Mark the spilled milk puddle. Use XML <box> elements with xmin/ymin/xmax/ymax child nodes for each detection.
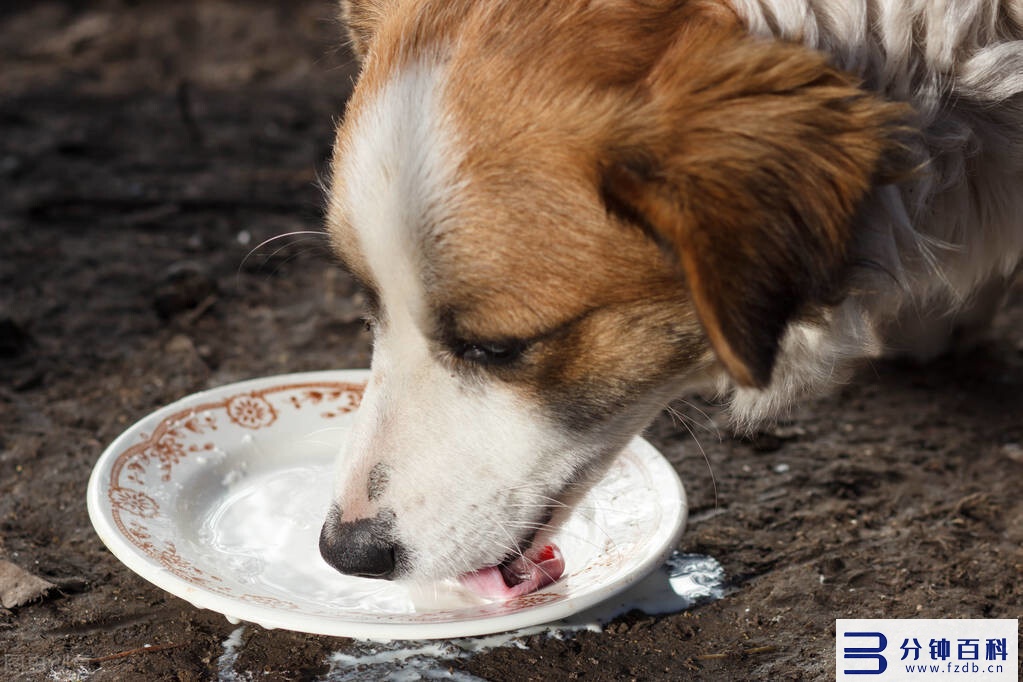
<box><xmin>216</xmin><ymin>552</ymin><xmax>725</xmax><ymax>681</ymax></box>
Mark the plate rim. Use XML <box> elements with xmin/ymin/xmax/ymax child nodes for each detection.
<box><xmin>87</xmin><ymin>369</ymin><xmax>687</xmax><ymax>640</ymax></box>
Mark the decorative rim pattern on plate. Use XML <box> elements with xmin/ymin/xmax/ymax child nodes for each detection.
<box><xmin>87</xmin><ymin>370</ymin><xmax>687</xmax><ymax>639</ymax></box>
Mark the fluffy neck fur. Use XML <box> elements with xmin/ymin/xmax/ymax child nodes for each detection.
<box><xmin>723</xmin><ymin>0</ymin><xmax>1023</xmax><ymax>423</ymax></box>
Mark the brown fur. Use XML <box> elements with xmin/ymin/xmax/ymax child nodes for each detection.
<box><xmin>333</xmin><ymin>0</ymin><xmax>908</xmax><ymax>395</ymax></box>
<box><xmin>602</xmin><ymin>15</ymin><xmax>910</xmax><ymax>386</ymax></box>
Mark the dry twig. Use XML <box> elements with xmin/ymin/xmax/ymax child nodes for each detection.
<box><xmin>77</xmin><ymin>642</ymin><xmax>184</xmax><ymax>665</ymax></box>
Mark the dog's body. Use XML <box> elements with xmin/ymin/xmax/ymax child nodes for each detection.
<box><xmin>318</xmin><ymin>0</ymin><xmax>1023</xmax><ymax>591</ymax></box>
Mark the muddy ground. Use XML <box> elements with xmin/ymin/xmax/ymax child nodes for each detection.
<box><xmin>1</xmin><ymin>2</ymin><xmax>1021</xmax><ymax>680</ymax></box>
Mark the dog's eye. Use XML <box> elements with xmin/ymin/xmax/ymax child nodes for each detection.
<box><xmin>455</xmin><ymin>340</ymin><xmax>524</xmax><ymax>366</ymax></box>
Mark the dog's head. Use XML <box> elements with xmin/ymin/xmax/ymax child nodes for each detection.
<box><xmin>319</xmin><ymin>0</ymin><xmax>906</xmax><ymax>592</ymax></box>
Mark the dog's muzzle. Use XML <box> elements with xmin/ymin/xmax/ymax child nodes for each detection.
<box><xmin>317</xmin><ymin>505</ymin><xmax>566</xmax><ymax>598</ymax></box>
<box><xmin>318</xmin><ymin>506</ymin><xmax>402</xmax><ymax>579</ymax></box>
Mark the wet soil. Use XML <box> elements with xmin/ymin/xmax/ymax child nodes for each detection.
<box><xmin>1</xmin><ymin>2</ymin><xmax>1021</xmax><ymax>680</ymax></box>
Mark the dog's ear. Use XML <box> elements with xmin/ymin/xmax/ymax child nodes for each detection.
<box><xmin>340</xmin><ymin>0</ymin><xmax>389</xmax><ymax>61</ymax></box>
<box><xmin>603</xmin><ymin>22</ymin><xmax>909</xmax><ymax>388</ymax></box>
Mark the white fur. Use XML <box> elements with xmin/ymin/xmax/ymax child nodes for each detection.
<box><xmin>332</xmin><ymin>62</ymin><xmax>590</xmax><ymax>579</ymax></box>
<box><xmin>724</xmin><ymin>0</ymin><xmax>1023</xmax><ymax>423</ymax></box>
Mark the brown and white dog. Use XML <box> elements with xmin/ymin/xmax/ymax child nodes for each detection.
<box><xmin>318</xmin><ymin>0</ymin><xmax>1023</xmax><ymax>597</ymax></box>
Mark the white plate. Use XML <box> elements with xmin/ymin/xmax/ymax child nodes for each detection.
<box><xmin>87</xmin><ymin>370</ymin><xmax>687</xmax><ymax>640</ymax></box>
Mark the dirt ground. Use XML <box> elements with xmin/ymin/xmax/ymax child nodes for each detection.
<box><xmin>1</xmin><ymin>2</ymin><xmax>1021</xmax><ymax>680</ymax></box>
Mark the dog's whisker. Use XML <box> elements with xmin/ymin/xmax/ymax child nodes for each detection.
<box><xmin>260</xmin><ymin>234</ymin><xmax>328</xmax><ymax>265</ymax></box>
<box><xmin>666</xmin><ymin>403</ymin><xmax>720</xmax><ymax>509</ymax></box>
<box><xmin>503</xmin><ymin>496</ymin><xmax>571</xmax><ymax>510</ymax></box>
<box><xmin>504</xmin><ymin>488</ymin><xmax>623</xmax><ymax>512</ymax></box>
<box><xmin>500</xmin><ymin>480</ymin><xmax>591</xmax><ymax>492</ymax></box>
<box><xmin>502</xmin><ymin>501</ymin><xmax>631</xmax><ymax>518</ymax></box>
<box><xmin>503</xmin><ymin>519</ymin><xmax>618</xmax><ymax>555</ymax></box>
<box><xmin>490</xmin><ymin>521</ymin><xmax>527</xmax><ymax>563</ymax></box>
<box><xmin>262</xmin><ymin>253</ymin><xmax>314</xmax><ymax>283</ymax></box>
<box><xmin>517</xmin><ymin>555</ymin><xmax>561</xmax><ymax>585</ymax></box>
<box><xmin>502</xmin><ymin>504</ymin><xmax>620</xmax><ymax>547</ymax></box>
<box><xmin>502</xmin><ymin>502</ymin><xmax>567</xmax><ymax>510</ymax></box>
<box><xmin>250</xmin><ymin>230</ymin><xmax>328</xmax><ymax>254</ymax></box>
<box><xmin>672</xmin><ymin>398</ymin><xmax>722</xmax><ymax>440</ymax></box>
<box><xmin>502</xmin><ymin>487</ymin><xmax>582</xmax><ymax>504</ymax></box>
<box><xmin>501</xmin><ymin>520</ymin><xmax>555</xmax><ymax>532</ymax></box>
<box><xmin>502</xmin><ymin>521</ymin><xmax>616</xmax><ymax>586</ymax></box>
<box><xmin>237</xmin><ymin>230</ymin><xmax>327</xmax><ymax>273</ymax></box>
<box><xmin>260</xmin><ymin>239</ymin><xmax>331</xmax><ymax>282</ymax></box>
<box><xmin>665</xmin><ymin>403</ymin><xmax>701</xmax><ymax>434</ymax></box>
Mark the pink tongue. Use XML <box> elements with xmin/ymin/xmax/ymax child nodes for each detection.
<box><xmin>458</xmin><ymin>544</ymin><xmax>565</xmax><ymax>600</ymax></box>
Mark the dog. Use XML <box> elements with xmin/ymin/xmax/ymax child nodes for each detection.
<box><xmin>317</xmin><ymin>0</ymin><xmax>1023</xmax><ymax>597</ymax></box>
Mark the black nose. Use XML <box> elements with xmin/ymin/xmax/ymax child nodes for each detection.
<box><xmin>318</xmin><ymin>508</ymin><xmax>400</xmax><ymax>579</ymax></box>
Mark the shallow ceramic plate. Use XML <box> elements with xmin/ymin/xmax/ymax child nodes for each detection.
<box><xmin>87</xmin><ymin>370</ymin><xmax>687</xmax><ymax>640</ymax></box>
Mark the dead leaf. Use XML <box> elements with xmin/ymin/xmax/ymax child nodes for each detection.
<box><xmin>0</xmin><ymin>560</ymin><xmax>55</xmax><ymax>608</ymax></box>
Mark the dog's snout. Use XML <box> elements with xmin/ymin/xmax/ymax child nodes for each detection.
<box><xmin>318</xmin><ymin>507</ymin><xmax>401</xmax><ymax>579</ymax></box>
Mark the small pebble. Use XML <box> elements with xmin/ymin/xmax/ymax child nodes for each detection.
<box><xmin>1002</xmin><ymin>443</ymin><xmax>1023</xmax><ymax>463</ymax></box>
